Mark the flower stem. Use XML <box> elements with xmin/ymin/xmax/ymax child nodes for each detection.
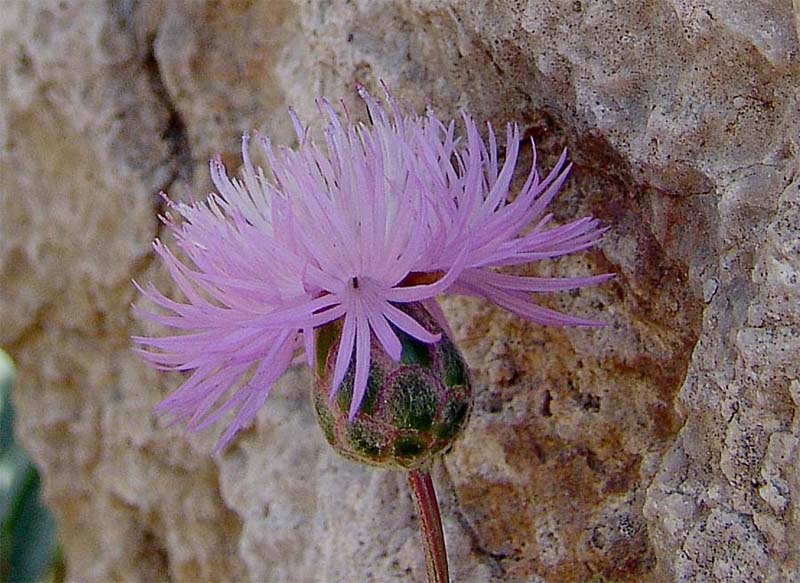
<box><xmin>407</xmin><ymin>468</ymin><xmax>450</xmax><ymax>583</ymax></box>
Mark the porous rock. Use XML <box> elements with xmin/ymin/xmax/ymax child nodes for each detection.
<box><xmin>2</xmin><ymin>1</ymin><xmax>797</xmax><ymax>581</ymax></box>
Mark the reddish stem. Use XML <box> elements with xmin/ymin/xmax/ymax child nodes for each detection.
<box><xmin>407</xmin><ymin>468</ymin><xmax>450</xmax><ymax>583</ymax></box>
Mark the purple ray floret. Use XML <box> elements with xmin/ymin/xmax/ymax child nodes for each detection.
<box><xmin>133</xmin><ymin>87</ymin><xmax>611</xmax><ymax>451</ymax></box>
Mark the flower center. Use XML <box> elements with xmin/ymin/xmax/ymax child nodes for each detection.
<box><xmin>400</xmin><ymin>271</ymin><xmax>444</xmax><ymax>287</ymax></box>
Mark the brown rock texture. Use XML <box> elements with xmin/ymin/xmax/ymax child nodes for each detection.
<box><xmin>1</xmin><ymin>1</ymin><xmax>797</xmax><ymax>582</ymax></box>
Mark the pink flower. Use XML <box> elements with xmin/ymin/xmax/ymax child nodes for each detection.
<box><xmin>133</xmin><ymin>87</ymin><xmax>612</xmax><ymax>451</ymax></box>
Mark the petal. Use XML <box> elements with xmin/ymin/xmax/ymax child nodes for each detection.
<box><xmin>459</xmin><ymin>280</ymin><xmax>605</xmax><ymax>327</ymax></box>
<box><xmin>330</xmin><ymin>309</ymin><xmax>356</xmax><ymax>399</ymax></box>
<box><xmin>382</xmin><ymin>302</ymin><xmax>441</xmax><ymax>344</ymax></box>
<box><xmin>421</xmin><ymin>298</ymin><xmax>456</xmax><ymax>340</ymax></box>
<box><xmin>465</xmin><ymin>269</ymin><xmax>615</xmax><ymax>293</ymax></box>
<box><xmin>348</xmin><ymin>304</ymin><xmax>372</xmax><ymax>420</ymax></box>
<box><xmin>251</xmin><ymin>294</ymin><xmax>343</xmax><ymax>328</ymax></box>
<box><xmin>386</xmin><ymin>245</ymin><xmax>468</xmax><ymax>303</ymax></box>
<box><xmin>303</xmin><ymin>325</ymin><xmax>316</xmax><ymax>368</ymax></box>
<box><xmin>366</xmin><ymin>306</ymin><xmax>402</xmax><ymax>361</ymax></box>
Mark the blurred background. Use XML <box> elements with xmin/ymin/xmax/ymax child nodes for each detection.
<box><xmin>1</xmin><ymin>1</ymin><xmax>798</xmax><ymax>582</ymax></box>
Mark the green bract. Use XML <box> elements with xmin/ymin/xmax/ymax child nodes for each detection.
<box><xmin>312</xmin><ymin>302</ymin><xmax>472</xmax><ymax>470</ymax></box>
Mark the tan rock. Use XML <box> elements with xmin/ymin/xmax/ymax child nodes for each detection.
<box><xmin>2</xmin><ymin>1</ymin><xmax>797</xmax><ymax>581</ymax></box>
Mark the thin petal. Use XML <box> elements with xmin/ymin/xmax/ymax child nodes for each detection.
<box><xmin>366</xmin><ymin>306</ymin><xmax>402</xmax><ymax>361</ymax></box>
<box><xmin>421</xmin><ymin>298</ymin><xmax>455</xmax><ymax>339</ymax></box>
<box><xmin>458</xmin><ymin>280</ymin><xmax>605</xmax><ymax>327</ymax></box>
<box><xmin>303</xmin><ymin>326</ymin><xmax>315</xmax><ymax>368</ymax></box>
<box><xmin>330</xmin><ymin>310</ymin><xmax>356</xmax><ymax>399</ymax></box>
<box><xmin>251</xmin><ymin>294</ymin><xmax>342</xmax><ymax>328</ymax></box>
<box><xmin>467</xmin><ymin>270</ymin><xmax>615</xmax><ymax>293</ymax></box>
<box><xmin>349</xmin><ymin>304</ymin><xmax>372</xmax><ymax>420</ymax></box>
<box><xmin>382</xmin><ymin>302</ymin><xmax>441</xmax><ymax>344</ymax></box>
<box><xmin>386</xmin><ymin>246</ymin><xmax>468</xmax><ymax>303</ymax></box>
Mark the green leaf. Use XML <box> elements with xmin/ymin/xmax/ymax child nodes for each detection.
<box><xmin>0</xmin><ymin>445</ymin><xmax>35</xmax><ymax>528</ymax></box>
<box><xmin>0</xmin><ymin>349</ymin><xmax>16</xmax><ymax>456</ymax></box>
<box><xmin>9</xmin><ymin>470</ymin><xmax>59</xmax><ymax>583</ymax></box>
<box><xmin>1</xmin><ymin>445</ymin><xmax>37</xmax><ymax>582</ymax></box>
<box><xmin>0</xmin><ymin>349</ymin><xmax>61</xmax><ymax>582</ymax></box>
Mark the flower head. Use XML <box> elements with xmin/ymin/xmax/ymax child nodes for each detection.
<box><xmin>133</xmin><ymin>87</ymin><xmax>611</xmax><ymax>452</ymax></box>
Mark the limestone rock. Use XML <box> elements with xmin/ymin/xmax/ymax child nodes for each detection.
<box><xmin>2</xmin><ymin>1</ymin><xmax>797</xmax><ymax>582</ymax></box>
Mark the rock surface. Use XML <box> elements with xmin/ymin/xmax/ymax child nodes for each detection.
<box><xmin>1</xmin><ymin>1</ymin><xmax>798</xmax><ymax>581</ymax></box>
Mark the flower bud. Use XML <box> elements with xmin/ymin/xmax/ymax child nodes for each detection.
<box><xmin>312</xmin><ymin>302</ymin><xmax>472</xmax><ymax>470</ymax></box>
